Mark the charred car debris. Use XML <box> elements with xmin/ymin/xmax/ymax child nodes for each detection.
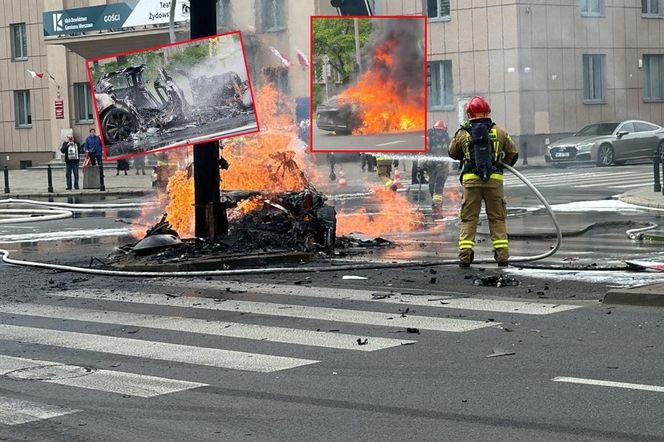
<box><xmin>94</xmin><ymin>64</ymin><xmax>254</xmax><ymax>148</ymax></box>
<box><xmin>112</xmin><ymin>188</ymin><xmax>393</xmax><ymax>269</ymax></box>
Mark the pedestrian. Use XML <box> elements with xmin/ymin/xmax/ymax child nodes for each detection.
<box><xmin>82</xmin><ymin>128</ymin><xmax>103</xmax><ymax>166</ymax></box>
<box><xmin>133</xmin><ymin>154</ymin><xmax>146</xmax><ymax>175</ymax></box>
<box><xmin>60</xmin><ymin>134</ymin><xmax>82</xmax><ymax>190</ymax></box>
<box><xmin>448</xmin><ymin>96</ymin><xmax>518</xmax><ymax>267</ymax></box>
<box><xmin>116</xmin><ymin>158</ymin><xmax>130</xmax><ymax>175</ymax></box>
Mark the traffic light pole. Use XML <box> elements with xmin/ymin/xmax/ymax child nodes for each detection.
<box><xmin>191</xmin><ymin>1</ymin><xmax>228</xmax><ymax>239</ymax></box>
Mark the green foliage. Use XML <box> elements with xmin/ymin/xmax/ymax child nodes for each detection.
<box><xmin>166</xmin><ymin>43</ymin><xmax>209</xmax><ymax>70</ymax></box>
<box><xmin>312</xmin><ymin>18</ymin><xmax>372</xmax><ymax>92</ymax></box>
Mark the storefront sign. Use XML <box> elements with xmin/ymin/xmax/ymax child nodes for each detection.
<box><xmin>43</xmin><ymin>0</ymin><xmax>190</xmax><ymax>37</ymax></box>
<box><xmin>54</xmin><ymin>100</ymin><xmax>64</xmax><ymax>119</ymax></box>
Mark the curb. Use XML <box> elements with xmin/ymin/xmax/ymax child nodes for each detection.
<box><xmin>619</xmin><ymin>186</ymin><xmax>664</xmax><ymax>210</ymax></box>
<box><xmin>603</xmin><ymin>283</ymin><xmax>664</xmax><ymax>307</ymax></box>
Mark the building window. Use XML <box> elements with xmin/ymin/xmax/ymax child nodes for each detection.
<box><xmin>74</xmin><ymin>83</ymin><xmax>95</xmax><ymax>123</ymax></box>
<box><xmin>427</xmin><ymin>0</ymin><xmax>450</xmax><ymax>20</ymax></box>
<box><xmin>582</xmin><ymin>54</ymin><xmax>605</xmax><ymax>102</ymax></box>
<box><xmin>14</xmin><ymin>90</ymin><xmax>32</xmax><ymax>127</ymax></box>
<box><xmin>644</xmin><ymin>55</ymin><xmax>663</xmax><ymax>100</ymax></box>
<box><xmin>10</xmin><ymin>23</ymin><xmax>28</xmax><ymax>60</ymax></box>
<box><xmin>428</xmin><ymin>60</ymin><xmax>453</xmax><ymax>110</ymax></box>
<box><xmin>581</xmin><ymin>0</ymin><xmax>603</xmax><ymax>16</ymax></box>
<box><xmin>262</xmin><ymin>0</ymin><xmax>285</xmax><ymax>32</ymax></box>
<box><xmin>642</xmin><ymin>0</ymin><xmax>661</xmax><ymax>16</ymax></box>
<box><xmin>217</xmin><ymin>0</ymin><xmax>232</xmax><ymax>29</ymax></box>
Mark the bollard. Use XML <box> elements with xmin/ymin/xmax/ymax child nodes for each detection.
<box><xmin>98</xmin><ymin>163</ymin><xmax>106</xmax><ymax>191</ymax></box>
<box><xmin>661</xmin><ymin>153</ymin><xmax>664</xmax><ymax>196</ymax></box>
<box><xmin>47</xmin><ymin>165</ymin><xmax>54</xmax><ymax>193</ymax></box>
<box><xmin>3</xmin><ymin>166</ymin><xmax>9</xmax><ymax>194</ymax></box>
<box><xmin>654</xmin><ymin>155</ymin><xmax>661</xmax><ymax>193</ymax></box>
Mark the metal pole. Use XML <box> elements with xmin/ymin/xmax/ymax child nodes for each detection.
<box><xmin>47</xmin><ymin>165</ymin><xmax>54</xmax><ymax>193</ymax></box>
<box><xmin>353</xmin><ymin>18</ymin><xmax>362</xmax><ymax>75</ymax></box>
<box><xmin>191</xmin><ymin>1</ymin><xmax>227</xmax><ymax>239</ymax></box>
<box><xmin>3</xmin><ymin>166</ymin><xmax>9</xmax><ymax>194</ymax></box>
<box><xmin>660</xmin><ymin>153</ymin><xmax>664</xmax><ymax>196</ymax></box>
<box><xmin>99</xmin><ymin>164</ymin><xmax>106</xmax><ymax>192</ymax></box>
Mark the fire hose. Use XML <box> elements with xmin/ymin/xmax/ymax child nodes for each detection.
<box><xmin>0</xmin><ymin>163</ymin><xmax>563</xmax><ymax>276</ymax></box>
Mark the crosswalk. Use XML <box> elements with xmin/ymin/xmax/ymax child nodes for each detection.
<box><xmin>504</xmin><ymin>165</ymin><xmax>653</xmax><ymax>190</ymax></box>
<box><xmin>0</xmin><ymin>282</ymin><xmax>582</xmax><ymax>427</ymax></box>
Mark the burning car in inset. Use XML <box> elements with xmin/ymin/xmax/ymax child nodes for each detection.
<box><xmin>94</xmin><ymin>64</ymin><xmax>254</xmax><ymax>146</ymax></box>
<box><xmin>315</xmin><ymin>96</ymin><xmax>362</xmax><ymax>135</ymax></box>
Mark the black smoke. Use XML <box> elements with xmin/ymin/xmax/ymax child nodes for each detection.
<box><xmin>362</xmin><ymin>17</ymin><xmax>425</xmax><ymax>103</ymax></box>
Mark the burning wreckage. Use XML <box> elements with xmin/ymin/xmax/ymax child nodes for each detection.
<box><xmin>94</xmin><ymin>64</ymin><xmax>255</xmax><ymax>154</ymax></box>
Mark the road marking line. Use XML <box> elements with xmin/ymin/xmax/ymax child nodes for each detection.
<box><xmin>0</xmin><ymin>324</ymin><xmax>318</xmax><ymax>373</ymax></box>
<box><xmin>552</xmin><ymin>376</ymin><xmax>664</xmax><ymax>393</ymax></box>
<box><xmin>157</xmin><ymin>281</ymin><xmax>580</xmax><ymax>315</ymax></box>
<box><xmin>53</xmin><ymin>290</ymin><xmax>495</xmax><ymax>332</ymax></box>
<box><xmin>0</xmin><ymin>304</ymin><xmax>414</xmax><ymax>351</ymax></box>
<box><xmin>0</xmin><ymin>355</ymin><xmax>207</xmax><ymax>398</ymax></box>
<box><xmin>375</xmin><ymin>140</ymin><xmax>405</xmax><ymax>146</ymax></box>
<box><xmin>0</xmin><ymin>397</ymin><xmax>78</xmax><ymax>426</ymax></box>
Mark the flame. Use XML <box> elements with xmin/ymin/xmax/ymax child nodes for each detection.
<box><xmin>336</xmin><ymin>187</ymin><xmax>424</xmax><ymax>236</ymax></box>
<box><xmin>237</xmin><ymin>196</ymin><xmax>264</xmax><ymax>214</ymax></box>
<box><xmin>340</xmin><ymin>39</ymin><xmax>424</xmax><ymax>135</ymax></box>
<box><xmin>165</xmin><ymin>169</ymin><xmax>195</xmax><ymax>238</ymax></box>
<box><xmin>155</xmin><ymin>83</ymin><xmax>316</xmax><ymax>238</ymax></box>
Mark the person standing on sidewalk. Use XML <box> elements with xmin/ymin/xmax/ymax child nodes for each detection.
<box><xmin>448</xmin><ymin>96</ymin><xmax>518</xmax><ymax>267</ymax></box>
<box><xmin>60</xmin><ymin>134</ymin><xmax>82</xmax><ymax>190</ymax></box>
<box><xmin>83</xmin><ymin>128</ymin><xmax>103</xmax><ymax>165</ymax></box>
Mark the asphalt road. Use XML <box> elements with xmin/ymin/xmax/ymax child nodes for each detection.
<box><xmin>1</xmin><ymin>162</ymin><xmax>664</xmax><ymax>440</ymax></box>
<box><xmin>312</xmin><ymin>126</ymin><xmax>425</xmax><ymax>152</ymax></box>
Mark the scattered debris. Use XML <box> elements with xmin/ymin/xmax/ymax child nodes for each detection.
<box><xmin>486</xmin><ymin>348</ymin><xmax>516</xmax><ymax>358</ymax></box>
<box><xmin>429</xmin><ymin>277</ymin><xmax>437</xmax><ymax>284</ymax></box>
<box><xmin>371</xmin><ymin>293</ymin><xmax>392</xmax><ymax>300</ymax></box>
<box><xmin>472</xmin><ymin>274</ymin><xmax>520</xmax><ymax>287</ymax></box>
<box><xmin>400</xmin><ymin>341</ymin><xmax>416</xmax><ymax>346</ymax></box>
<box><xmin>343</xmin><ymin>275</ymin><xmax>369</xmax><ymax>280</ymax></box>
<box><xmin>357</xmin><ymin>338</ymin><xmax>368</xmax><ymax>345</ymax></box>
<box><xmin>406</xmin><ymin>328</ymin><xmax>420</xmax><ymax>334</ymax></box>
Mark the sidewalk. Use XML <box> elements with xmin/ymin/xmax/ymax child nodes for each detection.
<box><xmin>1</xmin><ymin>166</ymin><xmax>154</xmax><ymax>199</ymax></box>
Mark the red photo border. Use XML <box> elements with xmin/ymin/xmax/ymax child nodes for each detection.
<box><xmin>309</xmin><ymin>15</ymin><xmax>428</xmax><ymax>154</ymax></box>
<box><xmin>85</xmin><ymin>30</ymin><xmax>260</xmax><ymax>161</ymax></box>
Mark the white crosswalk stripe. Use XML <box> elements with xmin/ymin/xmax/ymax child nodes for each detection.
<box><xmin>503</xmin><ymin>167</ymin><xmax>652</xmax><ymax>189</ymax></box>
<box><xmin>0</xmin><ymin>396</ymin><xmax>78</xmax><ymax>426</ymax></box>
<box><xmin>0</xmin><ymin>302</ymin><xmax>415</xmax><ymax>351</ymax></box>
<box><xmin>0</xmin><ymin>324</ymin><xmax>318</xmax><ymax>373</ymax></box>
<box><xmin>0</xmin><ymin>283</ymin><xmax>582</xmax><ymax>427</ymax></box>
<box><xmin>51</xmin><ymin>289</ymin><xmax>498</xmax><ymax>332</ymax></box>
<box><xmin>0</xmin><ymin>355</ymin><xmax>206</xmax><ymax>398</ymax></box>
<box><xmin>156</xmin><ymin>281</ymin><xmax>581</xmax><ymax>315</ymax></box>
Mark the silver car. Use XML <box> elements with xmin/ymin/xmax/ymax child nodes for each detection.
<box><xmin>545</xmin><ymin>120</ymin><xmax>664</xmax><ymax>167</ymax></box>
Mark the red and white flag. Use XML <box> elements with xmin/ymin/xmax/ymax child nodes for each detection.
<box><xmin>296</xmin><ymin>49</ymin><xmax>310</xmax><ymax>69</ymax></box>
<box><xmin>269</xmin><ymin>46</ymin><xmax>291</xmax><ymax>68</ymax></box>
<box><xmin>26</xmin><ymin>69</ymin><xmax>44</xmax><ymax>79</ymax></box>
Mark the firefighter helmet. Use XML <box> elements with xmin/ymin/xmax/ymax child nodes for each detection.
<box><xmin>465</xmin><ymin>96</ymin><xmax>491</xmax><ymax>120</ymax></box>
<box><xmin>433</xmin><ymin>120</ymin><xmax>447</xmax><ymax>130</ymax></box>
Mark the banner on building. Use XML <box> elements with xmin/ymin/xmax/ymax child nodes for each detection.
<box><xmin>54</xmin><ymin>100</ymin><xmax>64</xmax><ymax>119</ymax></box>
<box><xmin>43</xmin><ymin>0</ymin><xmax>190</xmax><ymax>37</ymax></box>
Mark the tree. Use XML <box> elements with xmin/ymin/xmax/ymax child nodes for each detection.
<box><xmin>312</xmin><ymin>18</ymin><xmax>372</xmax><ymax>95</ymax></box>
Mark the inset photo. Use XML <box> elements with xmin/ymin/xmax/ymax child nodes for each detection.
<box><xmin>87</xmin><ymin>31</ymin><xmax>258</xmax><ymax>160</ymax></box>
<box><xmin>311</xmin><ymin>16</ymin><xmax>426</xmax><ymax>152</ymax></box>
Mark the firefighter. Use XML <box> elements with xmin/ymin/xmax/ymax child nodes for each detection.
<box><xmin>418</xmin><ymin>120</ymin><xmax>451</xmax><ymax>216</ymax></box>
<box><xmin>376</xmin><ymin>154</ymin><xmax>399</xmax><ymax>191</ymax></box>
<box><xmin>448</xmin><ymin>96</ymin><xmax>518</xmax><ymax>267</ymax></box>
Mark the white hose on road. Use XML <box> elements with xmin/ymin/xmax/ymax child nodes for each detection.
<box><xmin>0</xmin><ymin>198</ymin><xmax>154</xmax><ymax>210</ymax></box>
<box><xmin>0</xmin><ymin>209</ymin><xmax>73</xmax><ymax>224</ymax></box>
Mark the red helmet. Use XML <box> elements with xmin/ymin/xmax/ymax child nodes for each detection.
<box><xmin>433</xmin><ymin>120</ymin><xmax>447</xmax><ymax>130</ymax></box>
<box><xmin>465</xmin><ymin>95</ymin><xmax>491</xmax><ymax>120</ymax></box>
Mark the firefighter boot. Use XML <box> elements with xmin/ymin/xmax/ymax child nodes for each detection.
<box><xmin>494</xmin><ymin>248</ymin><xmax>509</xmax><ymax>267</ymax></box>
<box><xmin>432</xmin><ymin>202</ymin><xmax>444</xmax><ymax>218</ymax></box>
<box><xmin>459</xmin><ymin>249</ymin><xmax>474</xmax><ymax>268</ymax></box>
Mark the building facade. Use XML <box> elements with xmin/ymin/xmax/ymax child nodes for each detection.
<box><xmin>3</xmin><ymin>0</ymin><xmax>663</xmax><ymax>168</ymax></box>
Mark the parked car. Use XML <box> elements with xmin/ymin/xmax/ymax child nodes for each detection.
<box><xmin>545</xmin><ymin>120</ymin><xmax>664</xmax><ymax>167</ymax></box>
<box><xmin>315</xmin><ymin>96</ymin><xmax>361</xmax><ymax>135</ymax></box>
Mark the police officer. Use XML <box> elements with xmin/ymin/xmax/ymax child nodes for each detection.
<box><xmin>448</xmin><ymin>96</ymin><xmax>518</xmax><ymax>267</ymax></box>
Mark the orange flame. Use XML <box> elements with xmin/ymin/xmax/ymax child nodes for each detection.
<box><xmin>336</xmin><ymin>187</ymin><xmax>424</xmax><ymax>236</ymax></box>
<box><xmin>340</xmin><ymin>39</ymin><xmax>424</xmax><ymax>135</ymax></box>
